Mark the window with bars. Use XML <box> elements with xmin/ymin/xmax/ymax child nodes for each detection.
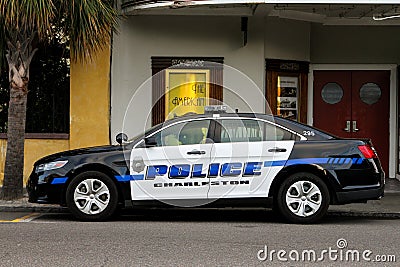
<box><xmin>0</xmin><ymin>41</ymin><xmax>70</xmax><ymax>136</ymax></box>
<box><xmin>151</xmin><ymin>57</ymin><xmax>224</xmax><ymax>126</ymax></box>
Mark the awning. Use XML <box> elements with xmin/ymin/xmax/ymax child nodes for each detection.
<box><xmin>121</xmin><ymin>1</ymin><xmax>400</xmax><ymax>25</ymax></box>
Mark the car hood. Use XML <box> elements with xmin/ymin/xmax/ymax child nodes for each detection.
<box><xmin>36</xmin><ymin>145</ymin><xmax>123</xmax><ymax>164</ymax></box>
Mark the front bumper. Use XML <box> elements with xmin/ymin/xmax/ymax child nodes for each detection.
<box><xmin>27</xmin><ymin>170</ymin><xmax>67</xmax><ymax>204</ymax></box>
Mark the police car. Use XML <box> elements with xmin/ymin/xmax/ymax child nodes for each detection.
<box><xmin>27</xmin><ymin>109</ymin><xmax>384</xmax><ymax>223</ymax></box>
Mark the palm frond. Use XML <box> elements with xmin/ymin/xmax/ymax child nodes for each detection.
<box><xmin>0</xmin><ymin>0</ymin><xmax>55</xmax><ymax>38</ymax></box>
<box><xmin>0</xmin><ymin>0</ymin><xmax>119</xmax><ymax>64</ymax></box>
<box><xmin>62</xmin><ymin>0</ymin><xmax>119</xmax><ymax>62</ymax></box>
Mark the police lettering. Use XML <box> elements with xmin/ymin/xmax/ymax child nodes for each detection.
<box><xmin>146</xmin><ymin>162</ymin><xmax>263</xmax><ymax>180</ymax></box>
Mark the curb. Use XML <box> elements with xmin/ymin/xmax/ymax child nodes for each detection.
<box><xmin>0</xmin><ymin>204</ymin><xmax>399</xmax><ymax>220</ymax></box>
<box><xmin>327</xmin><ymin>211</ymin><xmax>400</xmax><ymax>219</ymax></box>
<box><xmin>0</xmin><ymin>205</ymin><xmax>68</xmax><ymax>213</ymax></box>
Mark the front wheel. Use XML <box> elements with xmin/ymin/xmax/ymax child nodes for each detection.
<box><xmin>66</xmin><ymin>171</ymin><xmax>118</xmax><ymax>221</ymax></box>
<box><xmin>276</xmin><ymin>172</ymin><xmax>330</xmax><ymax>224</ymax></box>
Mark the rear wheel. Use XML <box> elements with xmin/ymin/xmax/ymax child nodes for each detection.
<box><xmin>66</xmin><ymin>171</ymin><xmax>118</xmax><ymax>221</ymax></box>
<box><xmin>276</xmin><ymin>172</ymin><xmax>330</xmax><ymax>224</ymax></box>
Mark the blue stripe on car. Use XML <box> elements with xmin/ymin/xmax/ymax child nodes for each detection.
<box><xmin>51</xmin><ymin>177</ymin><xmax>68</xmax><ymax>184</ymax></box>
<box><xmin>115</xmin><ymin>174</ymin><xmax>145</xmax><ymax>182</ymax></box>
<box><xmin>121</xmin><ymin>158</ymin><xmax>365</xmax><ymax>181</ymax></box>
<box><xmin>264</xmin><ymin>158</ymin><xmax>363</xmax><ymax>168</ymax></box>
<box><xmin>264</xmin><ymin>160</ymin><xmax>286</xmax><ymax>167</ymax></box>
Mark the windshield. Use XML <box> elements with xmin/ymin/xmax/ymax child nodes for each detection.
<box><xmin>127</xmin><ymin>124</ymin><xmax>161</xmax><ymax>143</ymax></box>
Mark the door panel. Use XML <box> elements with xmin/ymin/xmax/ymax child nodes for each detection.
<box><xmin>351</xmin><ymin>71</ymin><xmax>390</xmax><ymax>173</ymax></box>
<box><xmin>129</xmin><ymin>119</ymin><xmax>213</xmax><ymax>200</ymax></box>
<box><xmin>208</xmin><ymin>141</ymin><xmax>294</xmax><ymax>199</ymax></box>
<box><xmin>208</xmin><ymin>118</ymin><xmax>295</xmax><ymax>199</ymax></box>
<box><xmin>131</xmin><ymin>143</ymin><xmax>213</xmax><ymax>200</ymax></box>
<box><xmin>313</xmin><ymin>71</ymin><xmax>352</xmax><ymax>138</ymax></box>
<box><xmin>313</xmin><ymin>70</ymin><xmax>390</xmax><ymax>174</ymax></box>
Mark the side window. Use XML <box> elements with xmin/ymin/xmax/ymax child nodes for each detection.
<box><xmin>218</xmin><ymin>119</ymin><xmax>298</xmax><ymax>143</ymax></box>
<box><xmin>220</xmin><ymin>119</ymin><xmax>263</xmax><ymax>143</ymax></box>
<box><xmin>153</xmin><ymin>120</ymin><xmax>210</xmax><ymax>146</ymax></box>
<box><xmin>264</xmin><ymin>122</ymin><xmax>299</xmax><ymax>141</ymax></box>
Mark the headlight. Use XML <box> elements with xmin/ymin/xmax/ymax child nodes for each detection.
<box><xmin>36</xmin><ymin>160</ymin><xmax>68</xmax><ymax>172</ymax></box>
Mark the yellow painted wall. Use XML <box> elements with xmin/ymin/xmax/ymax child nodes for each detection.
<box><xmin>0</xmin><ymin>140</ymin><xmax>6</xmax><ymax>186</ymax></box>
<box><xmin>69</xmin><ymin>48</ymin><xmax>111</xmax><ymax>149</ymax></box>
<box><xmin>0</xmin><ymin>139</ymin><xmax>70</xmax><ymax>186</ymax></box>
<box><xmin>0</xmin><ymin>46</ymin><xmax>111</xmax><ymax>186</ymax></box>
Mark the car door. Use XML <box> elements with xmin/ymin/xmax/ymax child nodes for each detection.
<box><xmin>130</xmin><ymin>119</ymin><xmax>213</xmax><ymax>202</ymax></box>
<box><xmin>208</xmin><ymin>118</ymin><xmax>296</xmax><ymax>199</ymax></box>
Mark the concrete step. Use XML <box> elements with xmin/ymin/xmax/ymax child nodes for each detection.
<box><xmin>385</xmin><ymin>177</ymin><xmax>400</xmax><ymax>193</ymax></box>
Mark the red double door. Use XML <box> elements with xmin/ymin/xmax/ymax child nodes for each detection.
<box><xmin>313</xmin><ymin>70</ymin><xmax>390</xmax><ymax>174</ymax></box>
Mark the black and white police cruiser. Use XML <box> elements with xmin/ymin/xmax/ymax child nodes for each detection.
<box><xmin>28</xmin><ymin>106</ymin><xmax>385</xmax><ymax>223</ymax></box>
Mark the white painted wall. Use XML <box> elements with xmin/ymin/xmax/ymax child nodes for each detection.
<box><xmin>311</xmin><ymin>24</ymin><xmax>400</xmax><ymax>63</ymax></box>
<box><xmin>265</xmin><ymin>17</ymin><xmax>311</xmax><ymax>61</ymax></box>
<box><xmin>111</xmin><ymin>15</ymin><xmax>268</xmax><ymax>140</ymax></box>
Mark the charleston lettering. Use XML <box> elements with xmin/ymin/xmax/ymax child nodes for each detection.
<box><xmin>153</xmin><ymin>180</ymin><xmax>250</xmax><ymax>188</ymax></box>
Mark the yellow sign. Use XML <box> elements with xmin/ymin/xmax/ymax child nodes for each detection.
<box><xmin>165</xmin><ymin>69</ymin><xmax>210</xmax><ymax>119</ymax></box>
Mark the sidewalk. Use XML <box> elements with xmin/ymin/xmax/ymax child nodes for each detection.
<box><xmin>328</xmin><ymin>192</ymin><xmax>400</xmax><ymax>218</ymax></box>
<box><xmin>1</xmin><ymin>178</ymin><xmax>400</xmax><ymax>218</ymax></box>
<box><xmin>0</xmin><ymin>197</ymin><xmax>67</xmax><ymax>213</ymax></box>
<box><xmin>327</xmin><ymin>178</ymin><xmax>400</xmax><ymax>218</ymax></box>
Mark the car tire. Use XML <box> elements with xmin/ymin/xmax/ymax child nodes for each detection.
<box><xmin>276</xmin><ymin>172</ymin><xmax>330</xmax><ymax>224</ymax></box>
<box><xmin>66</xmin><ymin>171</ymin><xmax>118</xmax><ymax>221</ymax></box>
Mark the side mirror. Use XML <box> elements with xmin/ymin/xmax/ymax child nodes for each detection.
<box><xmin>144</xmin><ymin>136</ymin><xmax>157</xmax><ymax>147</ymax></box>
<box><xmin>116</xmin><ymin>133</ymin><xmax>128</xmax><ymax>145</ymax></box>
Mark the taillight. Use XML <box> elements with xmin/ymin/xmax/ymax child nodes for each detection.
<box><xmin>358</xmin><ymin>145</ymin><xmax>377</xmax><ymax>159</ymax></box>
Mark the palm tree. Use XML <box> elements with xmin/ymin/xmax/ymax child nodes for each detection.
<box><xmin>0</xmin><ymin>0</ymin><xmax>119</xmax><ymax>200</ymax></box>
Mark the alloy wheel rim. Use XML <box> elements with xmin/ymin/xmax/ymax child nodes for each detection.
<box><xmin>285</xmin><ymin>180</ymin><xmax>322</xmax><ymax>217</ymax></box>
<box><xmin>73</xmin><ymin>178</ymin><xmax>110</xmax><ymax>215</ymax></box>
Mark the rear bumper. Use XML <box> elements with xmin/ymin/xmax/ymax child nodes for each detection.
<box><xmin>335</xmin><ymin>186</ymin><xmax>384</xmax><ymax>204</ymax></box>
<box><xmin>333</xmin><ymin>166</ymin><xmax>385</xmax><ymax>204</ymax></box>
<box><xmin>335</xmin><ymin>170</ymin><xmax>384</xmax><ymax>204</ymax></box>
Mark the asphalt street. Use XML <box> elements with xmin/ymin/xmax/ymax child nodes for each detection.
<box><xmin>0</xmin><ymin>209</ymin><xmax>398</xmax><ymax>266</ymax></box>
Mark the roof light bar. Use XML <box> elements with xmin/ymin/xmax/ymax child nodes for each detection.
<box><xmin>204</xmin><ymin>105</ymin><xmax>227</xmax><ymax>114</ymax></box>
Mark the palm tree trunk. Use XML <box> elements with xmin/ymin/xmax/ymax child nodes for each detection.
<box><xmin>1</xmin><ymin>31</ymin><xmax>36</xmax><ymax>200</ymax></box>
<box><xmin>1</xmin><ymin>83</ymin><xmax>27</xmax><ymax>199</ymax></box>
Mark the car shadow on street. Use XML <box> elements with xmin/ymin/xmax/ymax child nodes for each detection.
<box><xmin>118</xmin><ymin>208</ymin><xmax>282</xmax><ymax>223</ymax></box>
<box><xmin>36</xmin><ymin>209</ymin><xmax>398</xmax><ymax>224</ymax></box>
<box><xmin>38</xmin><ymin>208</ymin><xmax>282</xmax><ymax>223</ymax></box>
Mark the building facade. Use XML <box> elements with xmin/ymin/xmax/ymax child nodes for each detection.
<box><xmin>2</xmin><ymin>1</ymin><xmax>400</xmax><ymax>185</ymax></box>
<box><xmin>112</xmin><ymin>1</ymin><xmax>400</xmax><ymax>178</ymax></box>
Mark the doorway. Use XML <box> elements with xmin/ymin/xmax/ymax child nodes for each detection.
<box><xmin>313</xmin><ymin>70</ymin><xmax>390</xmax><ymax>174</ymax></box>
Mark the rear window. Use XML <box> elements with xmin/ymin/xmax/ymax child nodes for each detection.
<box><xmin>217</xmin><ymin>119</ymin><xmax>300</xmax><ymax>143</ymax></box>
<box><xmin>275</xmin><ymin>117</ymin><xmax>334</xmax><ymax>140</ymax></box>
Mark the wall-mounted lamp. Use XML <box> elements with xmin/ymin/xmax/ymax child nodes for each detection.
<box><xmin>373</xmin><ymin>13</ymin><xmax>400</xmax><ymax>21</ymax></box>
<box><xmin>170</xmin><ymin>1</ymin><xmax>194</xmax><ymax>9</ymax></box>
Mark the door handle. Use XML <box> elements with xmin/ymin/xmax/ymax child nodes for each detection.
<box><xmin>343</xmin><ymin>120</ymin><xmax>351</xmax><ymax>132</ymax></box>
<box><xmin>187</xmin><ymin>150</ymin><xmax>206</xmax><ymax>155</ymax></box>
<box><xmin>268</xmin><ymin>148</ymin><xmax>287</xmax><ymax>153</ymax></box>
<box><xmin>352</xmin><ymin>121</ymin><xmax>359</xmax><ymax>132</ymax></box>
